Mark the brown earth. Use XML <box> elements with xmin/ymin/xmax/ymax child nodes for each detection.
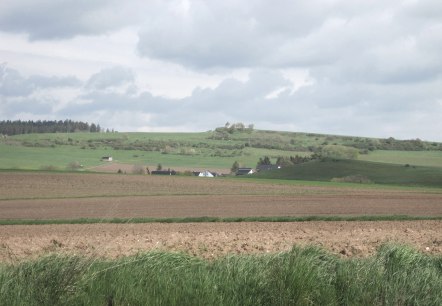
<box><xmin>0</xmin><ymin>172</ymin><xmax>441</xmax><ymax>262</ymax></box>
<box><xmin>1</xmin><ymin>193</ymin><xmax>442</xmax><ymax>219</ymax></box>
<box><xmin>1</xmin><ymin>221</ymin><xmax>441</xmax><ymax>263</ymax></box>
<box><xmin>1</xmin><ymin>172</ymin><xmax>441</xmax><ymax>220</ymax></box>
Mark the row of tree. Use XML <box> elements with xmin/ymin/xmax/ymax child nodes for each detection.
<box><xmin>0</xmin><ymin>120</ymin><xmax>102</xmax><ymax>135</ymax></box>
<box><xmin>257</xmin><ymin>154</ymin><xmax>321</xmax><ymax>168</ymax></box>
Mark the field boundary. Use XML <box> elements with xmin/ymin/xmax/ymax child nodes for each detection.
<box><xmin>1</xmin><ymin>215</ymin><xmax>442</xmax><ymax>225</ymax></box>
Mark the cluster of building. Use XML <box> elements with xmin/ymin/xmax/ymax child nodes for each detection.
<box><xmin>102</xmin><ymin>156</ymin><xmax>281</xmax><ymax>177</ymax></box>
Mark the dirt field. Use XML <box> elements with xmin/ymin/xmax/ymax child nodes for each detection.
<box><xmin>1</xmin><ymin>172</ymin><xmax>442</xmax><ymax>219</ymax></box>
<box><xmin>1</xmin><ymin>221</ymin><xmax>441</xmax><ymax>262</ymax></box>
<box><xmin>0</xmin><ymin>172</ymin><xmax>441</xmax><ymax>261</ymax></box>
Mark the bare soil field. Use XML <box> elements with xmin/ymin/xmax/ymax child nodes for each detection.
<box><xmin>1</xmin><ymin>172</ymin><xmax>441</xmax><ymax>219</ymax></box>
<box><xmin>1</xmin><ymin>221</ymin><xmax>441</xmax><ymax>262</ymax></box>
<box><xmin>0</xmin><ymin>172</ymin><xmax>441</xmax><ymax>261</ymax></box>
<box><xmin>1</xmin><ymin>193</ymin><xmax>442</xmax><ymax>219</ymax></box>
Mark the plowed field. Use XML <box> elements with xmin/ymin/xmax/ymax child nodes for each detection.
<box><xmin>0</xmin><ymin>172</ymin><xmax>441</xmax><ymax>261</ymax></box>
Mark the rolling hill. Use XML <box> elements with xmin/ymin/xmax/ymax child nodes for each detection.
<box><xmin>0</xmin><ymin>125</ymin><xmax>441</xmax><ymax>184</ymax></box>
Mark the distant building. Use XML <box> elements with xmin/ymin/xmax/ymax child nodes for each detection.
<box><xmin>198</xmin><ymin>170</ymin><xmax>215</xmax><ymax>178</ymax></box>
<box><xmin>101</xmin><ymin>156</ymin><xmax>113</xmax><ymax>162</ymax></box>
<box><xmin>256</xmin><ymin>165</ymin><xmax>281</xmax><ymax>172</ymax></box>
<box><xmin>151</xmin><ymin>170</ymin><xmax>177</xmax><ymax>175</ymax></box>
<box><xmin>236</xmin><ymin>168</ymin><xmax>255</xmax><ymax>175</ymax></box>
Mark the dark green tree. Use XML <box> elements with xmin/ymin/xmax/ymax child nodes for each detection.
<box><xmin>257</xmin><ymin>156</ymin><xmax>271</xmax><ymax>167</ymax></box>
<box><xmin>231</xmin><ymin>161</ymin><xmax>240</xmax><ymax>173</ymax></box>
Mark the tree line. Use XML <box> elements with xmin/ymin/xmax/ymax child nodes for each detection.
<box><xmin>0</xmin><ymin>120</ymin><xmax>101</xmax><ymax>136</ymax></box>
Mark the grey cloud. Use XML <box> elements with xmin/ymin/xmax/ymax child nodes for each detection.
<box><xmin>28</xmin><ymin>75</ymin><xmax>82</xmax><ymax>88</ymax></box>
<box><xmin>53</xmin><ymin>67</ymin><xmax>442</xmax><ymax>140</ymax></box>
<box><xmin>135</xmin><ymin>2</ymin><xmax>392</xmax><ymax>68</ymax></box>
<box><xmin>86</xmin><ymin>66</ymin><xmax>135</xmax><ymax>90</ymax></box>
<box><xmin>0</xmin><ymin>0</ymin><xmax>145</xmax><ymax>40</ymax></box>
<box><xmin>0</xmin><ymin>64</ymin><xmax>34</xmax><ymax>96</ymax></box>
<box><xmin>1</xmin><ymin>64</ymin><xmax>82</xmax><ymax>97</ymax></box>
<box><xmin>136</xmin><ymin>0</ymin><xmax>442</xmax><ymax>92</ymax></box>
<box><xmin>1</xmin><ymin>97</ymin><xmax>54</xmax><ymax>116</ymax></box>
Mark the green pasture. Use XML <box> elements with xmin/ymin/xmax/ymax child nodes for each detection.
<box><xmin>1</xmin><ymin>130</ymin><xmax>441</xmax><ymax>174</ymax></box>
<box><xmin>359</xmin><ymin>150</ymin><xmax>442</xmax><ymax>168</ymax></box>
<box><xmin>1</xmin><ymin>244</ymin><xmax>441</xmax><ymax>306</ymax></box>
<box><xmin>0</xmin><ymin>131</ymin><xmax>311</xmax><ymax>171</ymax></box>
<box><xmin>255</xmin><ymin>159</ymin><xmax>442</xmax><ymax>188</ymax></box>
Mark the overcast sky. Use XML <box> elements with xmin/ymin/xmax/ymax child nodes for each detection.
<box><xmin>1</xmin><ymin>0</ymin><xmax>441</xmax><ymax>141</ymax></box>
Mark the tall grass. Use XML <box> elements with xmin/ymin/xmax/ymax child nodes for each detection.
<box><xmin>1</xmin><ymin>244</ymin><xmax>441</xmax><ymax>305</ymax></box>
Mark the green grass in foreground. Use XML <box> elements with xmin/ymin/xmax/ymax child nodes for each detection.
<box><xmin>1</xmin><ymin>215</ymin><xmax>441</xmax><ymax>225</ymax></box>
<box><xmin>1</xmin><ymin>244</ymin><xmax>441</xmax><ymax>305</ymax></box>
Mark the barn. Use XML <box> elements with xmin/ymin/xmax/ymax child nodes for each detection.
<box><xmin>198</xmin><ymin>170</ymin><xmax>215</xmax><ymax>178</ymax></box>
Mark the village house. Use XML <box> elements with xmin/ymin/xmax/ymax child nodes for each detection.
<box><xmin>194</xmin><ymin>170</ymin><xmax>216</xmax><ymax>178</ymax></box>
<box><xmin>236</xmin><ymin>168</ymin><xmax>255</xmax><ymax>175</ymax></box>
<box><xmin>151</xmin><ymin>169</ymin><xmax>177</xmax><ymax>175</ymax></box>
<box><xmin>101</xmin><ymin>156</ymin><xmax>113</xmax><ymax>162</ymax></box>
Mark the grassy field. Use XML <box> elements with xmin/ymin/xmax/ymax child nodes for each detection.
<box><xmin>1</xmin><ymin>129</ymin><xmax>441</xmax><ymax>172</ymax></box>
<box><xmin>255</xmin><ymin>159</ymin><xmax>442</xmax><ymax>187</ymax></box>
<box><xmin>1</xmin><ymin>244</ymin><xmax>441</xmax><ymax>305</ymax></box>
<box><xmin>0</xmin><ymin>132</ymin><xmax>310</xmax><ymax>171</ymax></box>
<box><xmin>359</xmin><ymin>149</ymin><xmax>442</xmax><ymax>168</ymax></box>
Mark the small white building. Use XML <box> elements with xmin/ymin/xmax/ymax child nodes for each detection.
<box><xmin>101</xmin><ymin>156</ymin><xmax>113</xmax><ymax>162</ymax></box>
<box><xmin>198</xmin><ymin>170</ymin><xmax>215</xmax><ymax>178</ymax></box>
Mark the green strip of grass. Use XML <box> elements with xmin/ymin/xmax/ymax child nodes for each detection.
<box><xmin>1</xmin><ymin>244</ymin><xmax>441</xmax><ymax>305</ymax></box>
<box><xmin>1</xmin><ymin>215</ymin><xmax>441</xmax><ymax>225</ymax></box>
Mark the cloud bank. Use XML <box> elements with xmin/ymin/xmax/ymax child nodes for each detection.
<box><xmin>0</xmin><ymin>0</ymin><xmax>441</xmax><ymax>140</ymax></box>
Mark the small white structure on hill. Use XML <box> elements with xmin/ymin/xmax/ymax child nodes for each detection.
<box><xmin>101</xmin><ymin>156</ymin><xmax>113</xmax><ymax>162</ymax></box>
<box><xmin>198</xmin><ymin>170</ymin><xmax>215</xmax><ymax>177</ymax></box>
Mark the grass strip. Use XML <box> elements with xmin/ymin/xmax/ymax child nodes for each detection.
<box><xmin>1</xmin><ymin>215</ymin><xmax>441</xmax><ymax>225</ymax></box>
<box><xmin>1</xmin><ymin>244</ymin><xmax>441</xmax><ymax>305</ymax></box>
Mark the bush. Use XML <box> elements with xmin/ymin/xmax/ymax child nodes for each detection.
<box><xmin>132</xmin><ymin>165</ymin><xmax>146</xmax><ymax>175</ymax></box>
<box><xmin>40</xmin><ymin>165</ymin><xmax>58</xmax><ymax>171</ymax></box>
<box><xmin>67</xmin><ymin>161</ymin><xmax>82</xmax><ymax>170</ymax></box>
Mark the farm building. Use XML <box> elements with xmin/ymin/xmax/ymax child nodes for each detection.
<box><xmin>196</xmin><ymin>170</ymin><xmax>216</xmax><ymax>177</ymax></box>
<box><xmin>151</xmin><ymin>170</ymin><xmax>177</xmax><ymax>175</ymax></box>
<box><xmin>101</xmin><ymin>156</ymin><xmax>113</xmax><ymax>162</ymax></box>
<box><xmin>256</xmin><ymin>165</ymin><xmax>281</xmax><ymax>172</ymax></box>
<box><xmin>236</xmin><ymin>168</ymin><xmax>255</xmax><ymax>175</ymax></box>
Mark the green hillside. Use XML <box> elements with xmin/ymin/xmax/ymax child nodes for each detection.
<box><xmin>254</xmin><ymin>159</ymin><xmax>442</xmax><ymax>188</ymax></box>
<box><xmin>0</xmin><ymin>124</ymin><xmax>441</xmax><ymax>172</ymax></box>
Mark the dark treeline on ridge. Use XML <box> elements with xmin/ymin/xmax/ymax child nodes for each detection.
<box><xmin>0</xmin><ymin>120</ymin><xmax>101</xmax><ymax>136</ymax></box>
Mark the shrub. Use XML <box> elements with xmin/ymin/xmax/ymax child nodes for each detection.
<box><xmin>67</xmin><ymin>161</ymin><xmax>82</xmax><ymax>170</ymax></box>
<box><xmin>132</xmin><ymin>165</ymin><xmax>146</xmax><ymax>175</ymax></box>
<box><xmin>40</xmin><ymin>165</ymin><xmax>58</xmax><ymax>171</ymax></box>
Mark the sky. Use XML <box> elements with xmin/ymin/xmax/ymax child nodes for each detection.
<box><xmin>0</xmin><ymin>0</ymin><xmax>441</xmax><ymax>141</ymax></box>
